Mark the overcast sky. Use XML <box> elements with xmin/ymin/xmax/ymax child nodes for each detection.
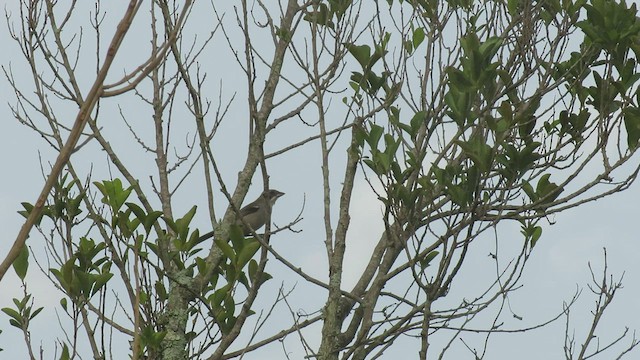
<box><xmin>1</xmin><ymin>2</ymin><xmax>639</xmax><ymax>359</ymax></box>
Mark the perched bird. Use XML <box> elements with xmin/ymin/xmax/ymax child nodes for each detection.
<box><xmin>198</xmin><ymin>189</ymin><xmax>285</xmax><ymax>242</ymax></box>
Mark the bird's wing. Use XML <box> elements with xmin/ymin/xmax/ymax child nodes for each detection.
<box><xmin>239</xmin><ymin>204</ymin><xmax>261</xmax><ymax>217</ymax></box>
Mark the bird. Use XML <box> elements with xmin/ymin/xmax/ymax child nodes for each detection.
<box><xmin>198</xmin><ymin>189</ymin><xmax>285</xmax><ymax>242</ymax></box>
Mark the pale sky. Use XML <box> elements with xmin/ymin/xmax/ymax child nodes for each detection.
<box><xmin>1</xmin><ymin>2</ymin><xmax>639</xmax><ymax>359</ymax></box>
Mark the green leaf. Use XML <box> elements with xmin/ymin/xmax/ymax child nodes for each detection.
<box><xmin>91</xmin><ymin>273</ymin><xmax>113</xmax><ymax>297</ymax></box>
<box><xmin>1</xmin><ymin>307</ymin><xmax>22</xmax><ymax>327</ymax></box>
<box><xmin>275</xmin><ymin>26</ymin><xmax>291</xmax><ymax>42</ymax></box>
<box><xmin>521</xmin><ymin>222</ymin><xmax>543</xmax><ymax>248</ymax></box>
<box><xmin>420</xmin><ymin>250</ymin><xmax>439</xmax><ymax>269</ymax></box>
<box><xmin>248</xmin><ymin>259</ymin><xmax>258</xmax><ymax>280</ymax></box>
<box><xmin>210</xmin><ymin>285</ymin><xmax>231</xmax><ymax>308</ymax></box>
<box><xmin>155</xmin><ymin>281</ymin><xmax>168</xmax><ymax>302</ymax></box>
<box><xmin>367</xmin><ymin>124</ymin><xmax>384</xmax><ymax>148</ymax></box>
<box><xmin>228</xmin><ymin>224</ymin><xmax>246</xmax><ymax>250</ymax></box>
<box><xmin>175</xmin><ymin>206</ymin><xmax>197</xmax><ymax>241</ymax></box>
<box><xmin>257</xmin><ymin>271</ymin><xmax>273</xmax><ymax>286</ymax></box>
<box><xmin>478</xmin><ymin>36</ymin><xmax>502</xmax><ymax>61</ymax></box>
<box><xmin>371</xmin><ymin>150</ymin><xmax>391</xmax><ymax>173</ymax></box>
<box><xmin>329</xmin><ymin>0</ymin><xmax>351</xmax><ymax>19</ymax></box>
<box><xmin>535</xmin><ymin>173</ymin><xmax>563</xmax><ymax>205</ymax></box>
<box><xmin>354</xmin><ymin>125</ymin><xmax>367</xmax><ymax>148</ymax></box>
<box><xmin>139</xmin><ymin>325</ymin><xmax>166</xmax><ymax>351</ymax></box>
<box><xmin>303</xmin><ymin>3</ymin><xmax>334</xmax><ymax>28</ymax></box>
<box><xmin>444</xmin><ymin>89</ymin><xmax>471</xmax><ymax>127</ymax></box>
<box><xmin>163</xmin><ymin>217</ymin><xmax>178</xmax><ymax>235</ymax></box>
<box><xmin>126</xmin><ymin>202</ymin><xmax>146</xmax><ymax>223</ymax></box>
<box><xmin>346</xmin><ymin>43</ymin><xmax>371</xmax><ymax>68</ymax></box>
<box><xmin>522</xmin><ymin>180</ymin><xmax>536</xmax><ymax>202</ymax></box>
<box><xmin>507</xmin><ymin>0</ymin><xmax>520</xmax><ymax>15</ymax></box>
<box><xmin>17</xmin><ymin>202</ymin><xmax>33</xmax><ymax>219</ymax></box>
<box><xmin>365</xmin><ymin>71</ymin><xmax>385</xmax><ymax>94</ymax></box>
<box><xmin>456</xmin><ymin>133</ymin><xmax>493</xmax><ymax>172</ymax></box>
<box><xmin>214</xmin><ymin>238</ymin><xmax>236</xmax><ymax>261</ymax></box>
<box><xmin>412</xmin><ymin>27</ymin><xmax>425</xmax><ymax>49</ymax></box>
<box><xmin>403</xmin><ymin>39</ymin><xmax>413</xmax><ymax>54</ymax></box>
<box><xmin>17</xmin><ymin>202</ymin><xmax>46</xmax><ymax>225</ymax></box>
<box><xmin>31</xmin><ymin>305</ymin><xmax>43</xmax><ymax>319</ymax></box>
<box><xmin>447</xmin><ymin>66</ymin><xmax>473</xmax><ymax>91</ymax></box>
<box><xmin>59</xmin><ymin>344</ymin><xmax>70</xmax><ymax>360</ymax></box>
<box><xmin>530</xmin><ymin>226</ymin><xmax>542</xmax><ymax>248</ymax></box>
<box><xmin>447</xmin><ymin>184</ymin><xmax>468</xmax><ymax>206</ymax></box>
<box><xmin>236</xmin><ymin>240</ymin><xmax>260</xmax><ymax>270</ymax></box>
<box><xmin>196</xmin><ymin>257</ymin><xmax>208</xmax><ymax>275</ymax></box>
<box><xmin>144</xmin><ymin>211</ymin><xmax>164</xmax><ymax>234</ymax></box>
<box><xmin>94</xmin><ymin>179</ymin><xmax>132</xmax><ymax>212</ymax></box>
<box><xmin>623</xmin><ymin>106</ymin><xmax>640</xmax><ymax>149</ymax></box>
<box><xmin>410</xmin><ymin>110</ymin><xmax>426</xmax><ymax>136</ymax></box>
<box><xmin>13</xmin><ymin>245</ymin><xmax>29</xmax><ymax>280</ymax></box>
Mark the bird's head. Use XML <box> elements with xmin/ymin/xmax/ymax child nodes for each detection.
<box><xmin>263</xmin><ymin>189</ymin><xmax>285</xmax><ymax>205</ymax></box>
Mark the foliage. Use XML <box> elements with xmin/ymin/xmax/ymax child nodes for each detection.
<box><xmin>2</xmin><ymin>0</ymin><xmax>640</xmax><ymax>359</ymax></box>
